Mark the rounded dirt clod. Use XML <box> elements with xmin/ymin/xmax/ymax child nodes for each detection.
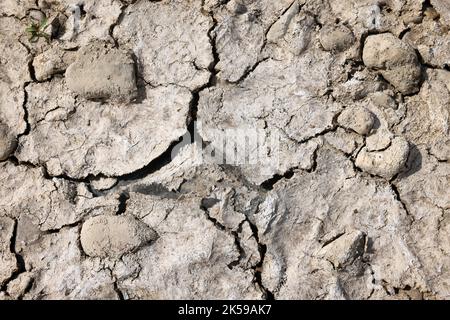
<box><xmin>363</xmin><ymin>33</ymin><xmax>422</xmax><ymax>95</ymax></box>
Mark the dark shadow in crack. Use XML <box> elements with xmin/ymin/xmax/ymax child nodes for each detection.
<box><xmin>371</xmin><ymin>113</ymin><xmax>381</xmax><ymax>130</ymax></box>
<box><xmin>397</xmin><ymin>143</ymin><xmax>422</xmax><ymax>179</ymax></box>
<box><xmin>131</xmin><ymin>183</ymin><xmax>179</xmax><ymax>199</ymax></box>
<box><xmin>132</xmin><ymin>78</ymin><xmax>148</xmax><ymax>104</ymax></box>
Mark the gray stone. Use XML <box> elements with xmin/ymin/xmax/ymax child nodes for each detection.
<box><xmin>66</xmin><ymin>43</ymin><xmax>137</xmax><ymax>102</ymax></box>
<box><xmin>80</xmin><ymin>215</ymin><xmax>158</xmax><ymax>258</ymax></box>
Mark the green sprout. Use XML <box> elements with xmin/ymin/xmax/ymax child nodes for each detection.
<box><xmin>25</xmin><ymin>17</ymin><xmax>50</xmax><ymax>43</ymax></box>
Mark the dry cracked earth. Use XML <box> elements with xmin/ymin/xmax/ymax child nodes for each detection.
<box><xmin>0</xmin><ymin>0</ymin><xmax>449</xmax><ymax>300</ymax></box>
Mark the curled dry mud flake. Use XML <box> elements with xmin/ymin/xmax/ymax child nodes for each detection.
<box><xmin>17</xmin><ymin>78</ymin><xmax>191</xmax><ymax>178</ymax></box>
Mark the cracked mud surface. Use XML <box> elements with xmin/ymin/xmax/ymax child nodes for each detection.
<box><xmin>0</xmin><ymin>0</ymin><xmax>449</xmax><ymax>300</ymax></box>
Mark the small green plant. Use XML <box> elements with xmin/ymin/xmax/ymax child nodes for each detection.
<box><xmin>26</xmin><ymin>17</ymin><xmax>50</xmax><ymax>43</ymax></box>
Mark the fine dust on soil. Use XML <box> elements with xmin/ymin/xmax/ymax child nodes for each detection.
<box><xmin>0</xmin><ymin>0</ymin><xmax>449</xmax><ymax>300</ymax></box>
